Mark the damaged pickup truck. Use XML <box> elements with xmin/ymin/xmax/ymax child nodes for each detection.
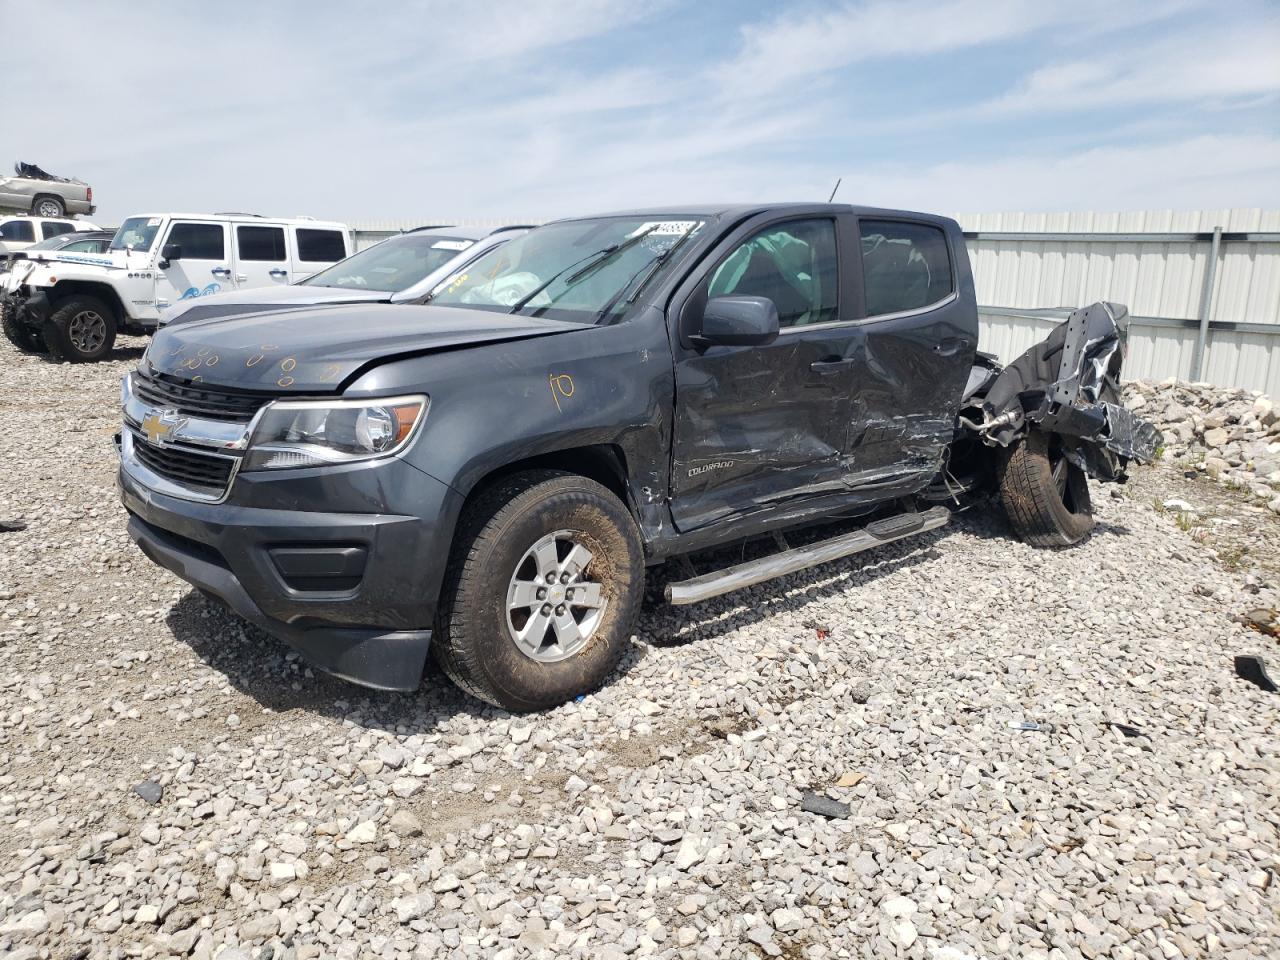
<box><xmin>117</xmin><ymin>204</ymin><xmax>1160</xmax><ymax>711</ymax></box>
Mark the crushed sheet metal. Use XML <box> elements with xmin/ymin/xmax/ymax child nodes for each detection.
<box><xmin>977</xmin><ymin>301</ymin><xmax>1163</xmax><ymax>479</ymax></box>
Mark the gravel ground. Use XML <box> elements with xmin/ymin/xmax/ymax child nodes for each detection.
<box><xmin>1</xmin><ymin>339</ymin><xmax>1277</xmax><ymax>960</ymax></box>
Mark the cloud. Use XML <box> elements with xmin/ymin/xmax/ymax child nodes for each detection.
<box><xmin>859</xmin><ymin>134</ymin><xmax>1280</xmax><ymax>213</ymax></box>
<box><xmin>709</xmin><ymin>0</ymin><xmax>1193</xmax><ymax>95</ymax></box>
<box><xmin>979</xmin><ymin>16</ymin><xmax>1280</xmax><ymax>115</ymax></box>
<box><xmin>2</xmin><ymin>0</ymin><xmax>1275</xmax><ymax>225</ymax></box>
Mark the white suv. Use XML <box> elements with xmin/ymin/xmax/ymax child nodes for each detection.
<box><xmin>0</xmin><ymin>215</ymin><xmax>100</xmax><ymax>254</ymax></box>
<box><xmin>2</xmin><ymin>212</ymin><xmax>351</xmax><ymax>361</ymax></box>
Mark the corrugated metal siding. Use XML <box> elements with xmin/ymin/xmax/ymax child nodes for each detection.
<box><xmin>957</xmin><ymin>208</ymin><xmax>1280</xmax><ymax>397</ymax></box>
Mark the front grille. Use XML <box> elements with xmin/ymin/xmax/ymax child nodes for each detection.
<box><xmin>128</xmin><ymin>427</ymin><xmax>236</xmax><ymax>493</ymax></box>
<box><xmin>134</xmin><ymin>371</ymin><xmax>271</xmax><ymax>423</ymax></box>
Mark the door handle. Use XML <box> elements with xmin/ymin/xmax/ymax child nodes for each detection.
<box><xmin>809</xmin><ymin>357</ymin><xmax>854</xmax><ymax>375</ymax></box>
<box><xmin>268</xmin><ymin>268</ymin><xmax>288</xmax><ymax>278</ymax></box>
<box><xmin>933</xmin><ymin>338</ymin><xmax>970</xmax><ymax>357</ymax></box>
<box><xmin>211</xmin><ymin>267</ymin><xmax>231</xmax><ymax>278</ymax></box>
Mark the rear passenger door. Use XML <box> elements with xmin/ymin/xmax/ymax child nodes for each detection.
<box><xmin>843</xmin><ymin>218</ymin><xmax>976</xmax><ymax>490</ymax></box>
<box><xmin>291</xmin><ymin>226</ymin><xmax>348</xmax><ymax>280</ymax></box>
<box><xmin>234</xmin><ymin>223</ymin><xmax>290</xmax><ymax>289</ymax></box>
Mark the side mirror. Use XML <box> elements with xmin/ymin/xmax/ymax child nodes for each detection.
<box><xmin>691</xmin><ymin>295</ymin><xmax>780</xmax><ymax>348</ymax></box>
<box><xmin>160</xmin><ymin>243</ymin><xmax>182</xmax><ymax>264</ymax></box>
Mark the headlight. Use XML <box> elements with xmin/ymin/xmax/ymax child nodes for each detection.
<box><xmin>242</xmin><ymin>395</ymin><xmax>427</xmax><ymax>471</ymax></box>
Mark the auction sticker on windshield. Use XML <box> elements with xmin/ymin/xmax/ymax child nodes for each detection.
<box><xmin>626</xmin><ymin>221</ymin><xmax>702</xmax><ymax>237</ymax></box>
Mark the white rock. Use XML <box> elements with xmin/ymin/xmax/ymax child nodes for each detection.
<box><xmin>882</xmin><ymin>896</ymin><xmax>917</xmax><ymax>918</ymax></box>
<box><xmin>888</xmin><ymin>919</ymin><xmax>918</xmax><ymax>949</ymax></box>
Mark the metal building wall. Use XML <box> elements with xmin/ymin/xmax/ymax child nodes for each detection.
<box><xmin>956</xmin><ymin>209</ymin><xmax>1280</xmax><ymax>397</ymax></box>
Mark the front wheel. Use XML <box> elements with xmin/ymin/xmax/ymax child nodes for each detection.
<box><xmin>43</xmin><ymin>295</ymin><xmax>117</xmax><ymax>362</ymax></box>
<box><xmin>997</xmin><ymin>430</ymin><xmax>1095</xmax><ymax>548</ymax></box>
<box><xmin>433</xmin><ymin>471</ymin><xmax>644</xmax><ymax>712</ymax></box>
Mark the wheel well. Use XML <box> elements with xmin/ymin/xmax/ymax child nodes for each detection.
<box><xmin>47</xmin><ymin>282</ymin><xmax>125</xmax><ymax>324</ymax></box>
<box><xmin>30</xmin><ymin>194</ymin><xmax>64</xmax><ymax>213</ymax></box>
<box><xmin>464</xmin><ymin>445</ymin><xmax>634</xmax><ymax>514</ymax></box>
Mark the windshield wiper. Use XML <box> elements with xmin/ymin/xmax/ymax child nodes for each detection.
<box><xmin>507</xmin><ymin>225</ymin><xmax>659</xmax><ymax>315</ymax></box>
<box><xmin>589</xmin><ymin>226</ymin><xmax>700</xmax><ymax>325</ymax></box>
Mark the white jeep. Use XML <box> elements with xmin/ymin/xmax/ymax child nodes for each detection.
<box><xmin>2</xmin><ymin>212</ymin><xmax>351</xmax><ymax>361</ymax></box>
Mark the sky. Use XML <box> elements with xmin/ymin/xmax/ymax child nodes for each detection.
<box><xmin>3</xmin><ymin>0</ymin><xmax>1278</xmax><ymax>226</ymax></box>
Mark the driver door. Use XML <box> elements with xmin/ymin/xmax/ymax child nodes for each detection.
<box><xmin>156</xmin><ymin>220</ymin><xmax>231</xmax><ymax>308</ymax></box>
<box><xmin>668</xmin><ymin>214</ymin><xmax>860</xmax><ymax>531</ymax></box>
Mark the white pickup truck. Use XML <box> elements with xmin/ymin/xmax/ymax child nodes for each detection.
<box><xmin>1</xmin><ymin>212</ymin><xmax>351</xmax><ymax>361</ymax></box>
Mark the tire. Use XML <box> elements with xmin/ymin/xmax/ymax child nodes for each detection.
<box><xmin>1</xmin><ymin>300</ymin><xmax>43</xmax><ymax>352</ymax></box>
<box><xmin>433</xmin><ymin>470</ymin><xmax>644</xmax><ymax>712</ymax></box>
<box><xmin>31</xmin><ymin>195</ymin><xmax>65</xmax><ymax>218</ymax></box>
<box><xmin>997</xmin><ymin>429</ymin><xmax>1095</xmax><ymax>548</ymax></box>
<box><xmin>42</xmin><ymin>295</ymin><xmax>116</xmax><ymax>363</ymax></box>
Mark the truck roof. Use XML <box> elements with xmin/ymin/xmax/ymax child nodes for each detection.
<box><xmin>124</xmin><ymin>213</ymin><xmax>349</xmax><ymax>228</ymax></box>
<box><xmin>551</xmin><ymin>202</ymin><xmax>959</xmax><ymax>227</ymax></box>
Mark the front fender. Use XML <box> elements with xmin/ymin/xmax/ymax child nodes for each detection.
<box><xmin>345</xmin><ymin>310</ymin><xmax>676</xmax><ymax>525</ymax></box>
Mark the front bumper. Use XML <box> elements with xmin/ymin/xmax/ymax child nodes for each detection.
<box><xmin>118</xmin><ymin>449</ymin><xmax>463</xmax><ymax>691</ymax></box>
<box><xmin>2</xmin><ymin>289</ymin><xmax>50</xmax><ymax>332</ymax></box>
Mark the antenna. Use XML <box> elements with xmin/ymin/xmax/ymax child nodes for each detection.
<box><xmin>827</xmin><ymin>178</ymin><xmax>842</xmax><ymax>203</ymax></box>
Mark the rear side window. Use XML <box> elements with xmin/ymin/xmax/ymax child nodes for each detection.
<box><xmin>296</xmin><ymin>228</ymin><xmax>346</xmax><ymax>263</ymax></box>
<box><xmin>0</xmin><ymin>221</ymin><xmax>35</xmax><ymax>242</ymax></box>
<box><xmin>859</xmin><ymin>220</ymin><xmax>952</xmax><ymax>317</ymax></box>
<box><xmin>237</xmin><ymin>225</ymin><xmax>286</xmax><ymax>261</ymax></box>
<box><xmin>41</xmin><ymin>222</ymin><xmax>76</xmax><ymax>240</ymax></box>
<box><xmin>62</xmin><ymin>238</ymin><xmax>107</xmax><ymax>253</ymax></box>
<box><xmin>167</xmin><ymin>222</ymin><xmax>225</xmax><ymax>260</ymax></box>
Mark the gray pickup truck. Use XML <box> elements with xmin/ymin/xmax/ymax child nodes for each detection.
<box><xmin>117</xmin><ymin>203</ymin><xmax>1159</xmax><ymax>711</ymax></box>
<box><xmin>0</xmin><ymin>162</ymin><xmax>95</xmax><ymax>218</ymax></box>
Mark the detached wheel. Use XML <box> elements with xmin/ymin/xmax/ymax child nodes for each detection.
<box><xmin>997</xmin><ymin>430</ymin><xmax>1095</xmax><ymax>548</ymax></box>
<box><xmin>43</xmin><ymin>295</ymin><xmax>116</xmax><ymax>362</ymax></box>
<box><xmin>31</xmin><ymin>196</ymin><xmax>66</xmax><ymax>218</ymax></box>
<box><xmin>434</xmin><ymin>470</ymin><xmax>644</xmax><ymax>712</ymax></box>
<box><xmin>2</xmin><ymin>300</ymin><xmax>42</xmax><ymax>352</ymax></box>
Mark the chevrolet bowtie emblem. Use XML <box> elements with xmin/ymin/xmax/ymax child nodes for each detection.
<box><xmin>140</xmin><ymin>409</ymin><xmax>187</xmax><ymax>446</ymax></box>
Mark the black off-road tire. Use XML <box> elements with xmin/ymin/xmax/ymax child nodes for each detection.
<box><xmin>1</xmin><ymin>300</ymin><xmax>43</xmax><ymax>352</ymax></box>
<box><xmin>31</xmin><ymin>195</ymin><xmax>66</xmax><ymax>218</ymax></box>
<box><xmin>997</xmin><ymin>429</ymin><xmax>1095</xmax><ymax>548</ymax></box>
<box><xmin>433</xmin><ymin>470</ymin><xmax>644</xmax><ymax>712</ymax></box>
<box><xmin>42</xmin><ymin>295</ymin><xmax>117</xmax><ymax>363</ymax></box>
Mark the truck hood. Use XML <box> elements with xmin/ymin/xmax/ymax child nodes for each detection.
<box><xmin>144</xmin><ymin>303</ymin><xmax>591</xmax><ymax>391</ymax></box>
<box><xmin>161</xmin><ymin>283</ymin><xmax>390</xmax><ymax>326</ymax></box>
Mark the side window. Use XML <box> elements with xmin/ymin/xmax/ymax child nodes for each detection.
<box><xmin>858</xmin><ymin>220</ymin><xmax>953</xmax><ymax>317</ymax></box>
<box><xmin>62</xmin><ymin>238</ymin><xmax>100</xmax><ymax>252</ymax></box>
<box><xmin>237</xmin><ymin>225</ymin><xmax>286</xmax><ymax>262</ymax></box>
<box><xmin>167</xmin><ymin>222</ymin><xmax>225</xmax><ymax>260</ymax></box>
<box><xmin>707</xmin><ymin>218</ymin><xmax>837</xmax><ymax>327</ymax></box>
<box><xmin>296</xmin><ymin>228</ymin><xmax>346</xmax><ymax>263</ymax></box>
<box><xmin>41</xmin><ymin>222</ymin><xmax>76</xmax><ymax>240</ymax></box>
<box><xmin>0</xmin><ymin>221</ymin><xmax>35</xmax><ymax>242</ymax></box>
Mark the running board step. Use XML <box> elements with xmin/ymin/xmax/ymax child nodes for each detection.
<box><xmin>664</xmin><ymin>505</ymin><xmax>950</xmax><ymax>605</ymax></box>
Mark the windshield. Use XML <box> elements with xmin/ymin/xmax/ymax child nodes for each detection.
<box><xmin>427</xmin><ymin>217</ymin><xmax>705</xmax><ymax>322</ymax></box>
<box><xmin>110</xmin><ymin>216</ymin><xmax>163</xmax><ymax>252</ymax></box>
<box><xmin>300</xmin><ymin>233</ymin><xmax>475</xmax><ymax>292</ymax></box>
